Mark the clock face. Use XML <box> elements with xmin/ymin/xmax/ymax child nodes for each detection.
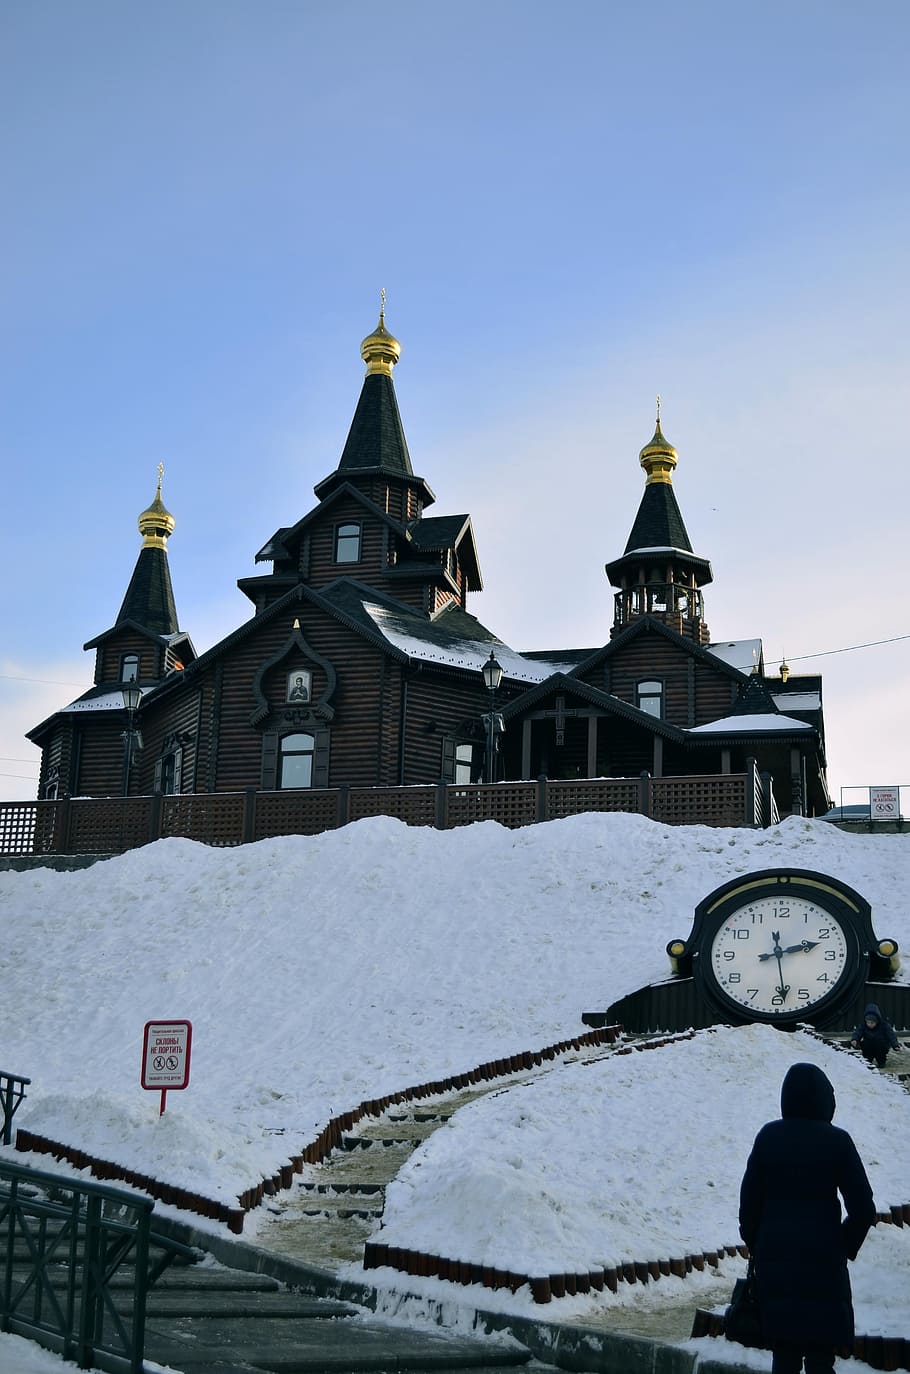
<box><xmin>708</xmin><ymin>894</ymin><xmax>853</xmax><ymax>1021</ymax></box>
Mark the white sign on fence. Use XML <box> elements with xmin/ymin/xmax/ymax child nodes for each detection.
<box><xmin>869</xmin><ymin>786</ymin><xmax>900</xmax><ymax>820</ymax></box>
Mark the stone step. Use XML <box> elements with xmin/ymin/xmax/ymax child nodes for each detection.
<box><xmin>296</xmin><ymin>1181</ymin><xmax>384</xmax><ymax>1195</ymax></box>
<box><xmin>143</xmin><ymin>1311</ymin><xmax>532</xmax><ymax>1373</ymax></box>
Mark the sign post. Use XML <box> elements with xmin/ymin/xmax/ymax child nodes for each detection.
<box><xmin>141</xmin><ymin>1020</ymin><xmax>193</xmax><ymax>1115</ymax></box>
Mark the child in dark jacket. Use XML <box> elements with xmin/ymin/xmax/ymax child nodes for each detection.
<box><xmin>850</xmin><ymin>1004</ymin><xmax>899</xmax><ymax>1068</ymax></box>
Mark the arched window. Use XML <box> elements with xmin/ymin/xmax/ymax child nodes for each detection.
<box><xmin>121</xmin><ymin>653</ymin><xmax>140</xmax><ymax>682</ymax></box>
<box><xmin>636</xmin><ymin>679</ymin><xmax>663</xmax><ymax>719</ymax></box>
<box><xmin>280</xmin><ymin>732</ymin><xmax>315</xmax><ymax>788</ymax></box>
<box><xmin>335</xmin><ymin>522</ymin><xmax>361</xmax><ymax>564</ymax></box>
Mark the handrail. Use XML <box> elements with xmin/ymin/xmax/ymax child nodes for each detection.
<box><xmin>0</xmin><ymin>1157</ymin><xmax>195</xmax><ymax>1373</ymax></box>
<box><xmin>0</xmin><ymin>1070</ymin><xmax>30</xmax><ymax>1146</ymax></box>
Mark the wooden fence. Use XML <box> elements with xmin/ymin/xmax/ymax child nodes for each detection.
<box><xmin>0</xmin><ymin>765</ymin><xmax>776</xmax><ymax>858</ymax></box>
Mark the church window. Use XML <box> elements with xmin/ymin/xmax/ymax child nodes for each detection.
<box><xmin>442</xmin><ymin>737</ymin><xmax>479</xmax><ymax>784</ymax></box>
<box><xmin>453</xmin><ymin>742</ymin><xmax>474</xmax><ymax>784</ymax></box>
<box><xmin>280</xmin><ymin>732</ymin><xmax>315</xmax><ymax>788</ymax></box>
<box><xmin>335</xmin><ymin>522</ymin><xmax>361</xmax><ymax>564</ymax></box>
<box><xmin>636</xmin><ymin>679</ymin><xmax>664</xmax><ymax>718</ymax></box>
<box><xmin>121</xmin><ymin>653</ymin><xmax>140</xmax><ymax>682</ymax></box>
<box><xmin>154</xmin><ymin>743</ymin><xmax>183</xmax><ymax>795</ymax></box>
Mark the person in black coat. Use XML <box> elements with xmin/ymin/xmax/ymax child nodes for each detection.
<box><xmin>850</xmin><ymin>1003</ymin><xmax>900</xmax><ymax>1068</ymax></box>
<box><xmin>739</xmin><ymin>1062</ymin><xmax>876</xmax><ymax>1374</ymax></box>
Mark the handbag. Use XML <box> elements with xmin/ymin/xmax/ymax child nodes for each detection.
<box><xmin>724</xmin><ymin>1258</ymin><xmax>764</xmax><ymax>1348</ymax></box>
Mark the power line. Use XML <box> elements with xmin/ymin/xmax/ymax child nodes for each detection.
<box><xmin>788</xmin><ymin>631</ymin><xmax>910</xmax><ymax>663</ymax></box>
<box><xmin>0</xmin><ymin>673</ymin><xmax>89</xmax><ymax>688</ymax></box>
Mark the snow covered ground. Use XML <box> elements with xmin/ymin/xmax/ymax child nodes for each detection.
<box><xmin>2</xmin><ymin>813</ymin><xmax>909</xmax><ymax>1373</ymax></box>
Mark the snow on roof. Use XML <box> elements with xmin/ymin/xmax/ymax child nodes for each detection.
<box><xmin>622</xmin><ymin>545</ymin><xmax>698</xmax><ymax>557</ymax></box>
<box><xmin>706</xmin><ymin>639</ymin><xmax>762</xmax><ymax>674</ymax></box>
<box><xmin>364</xmin><ymin>604</ymin><xmax>578</xmax><ymax>683</ymax></box>
<box><xmin>61</xmin><ymin>690</ymin><xmax>130</xmax><ymax>714</ymax></box>
<box><xmin>771</xmin><ymin>691</ymin><xmax>821</xmax><ymax>712</ymax></box>
<box><xmin>686</xmin><ymin>711</ymin><xmax>813</xmax><ymax>735</ymax></box>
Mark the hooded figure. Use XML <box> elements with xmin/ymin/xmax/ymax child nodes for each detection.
<box><xmin>739</xmin><ymin>1062</ymin><xmax>875</xmax><ymax>1374</ymax></box>
<box><xmin>850</xmin><ymin>1003</ymin><xmax>899</xmax><ymax>1067</ymax></box>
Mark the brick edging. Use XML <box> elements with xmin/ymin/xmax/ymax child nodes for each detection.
<box><xmin>692</xmin><ymin>1308</ymin><xmax>910</xmax><ymax>1373</ymax></box>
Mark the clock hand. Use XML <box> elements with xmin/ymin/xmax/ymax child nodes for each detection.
<box><xmin>781</xmin><ymin>940</ymin><xmax>819</xmax><ymax>955</ymax></box>
<box><xmin>769</xmin><ymin>931</ymin><xmax>790</xmax><ymax>1000</ymax></box>
<box><xmin>758</xmin><ymin>930</ymin><xmax>786</xmax><ymax>962</ymax></box>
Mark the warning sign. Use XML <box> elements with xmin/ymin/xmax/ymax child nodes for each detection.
<box><xmin>141</xmin><ymin>1020</ymin><xmax>192</xmax><ymax>1090</ymax></box>
<box><xmin>870</xmin><ymin>786</ymin><xmax>900</xmax><ymax>821</ymax></box>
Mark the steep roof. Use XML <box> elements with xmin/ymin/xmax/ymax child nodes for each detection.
<box><xmin>624</xmin><ymin>481</ymin><xmax>694</xmax><ymax>554</ymax></box>
<box><xmin>113</xmin><ymin>545</ymin><xmax>179</xmax><ymax>637</ymax></box>
<box><xmin>605</xmin><ymin>417</ymin><xmax>712</xmax><ymax>588</ymax></box>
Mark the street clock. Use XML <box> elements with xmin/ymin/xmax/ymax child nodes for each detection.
<box><xmin>668</xmin><ymin>869</ymin><xmax>898</xmax><ymax>1028</ymax></box>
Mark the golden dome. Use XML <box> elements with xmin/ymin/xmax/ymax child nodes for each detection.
<box><xmin>360</xmin><ymin>293</ymin><xmax>401</xmax><ymax>377</ymax></box>
<box><xmin>138</xmin><ymin>466</ymin><xmax>175</xmax><ymax>549</ymax></box>
<box><xmin>639</xmin><ymin>414</ymin><xmax>678</xmax><ymax>485</ymax></box>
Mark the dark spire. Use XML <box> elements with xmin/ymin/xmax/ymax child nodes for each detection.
<box><xmin>605</xmin><ymin>410</ymin><xmax>713</xmax><ymax>644</ymax></box>
<box><xmin>115</xmin><ymin>470</ymin><xmax>179</xmax><ymax>636</ymax></box>
<box><xmin>314</xmin><ymin>305</ymin><xmax>433</xmax><ymax>506</ymax></box>
<box><xmin>336</xmin><ymin>371</ymin><xmax>413</xmax><ymax>477</ymax></box>
<box><xmin>623</xmin><ymin>417</ymin><xmax>693</xmax><ymax>553</ymax></box>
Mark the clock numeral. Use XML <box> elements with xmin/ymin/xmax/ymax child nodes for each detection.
<box><xmin>771</xmin><ymin>994</ymin><xmax>786</xmax><ymax>1006</ymax></box>
<box><xmin>816</xmin><ymin>973</ymin><xmax>833</xmax><ymax>984</ymax></box>
<box><xmin>746</xmin><ymin>988</ymin><xmax>759</xmax><ymax>1001</ymax></box>
<box><xmin>733</xmin><ymin>929</ymin><xmax>750</xmax><ymax>941</ymax></box>
<box><xmin>824</xmin><ymin>949</ymin><xmax>837</xmax><ymax>961</ymax></box>
<box><xmin>727</xmin><ymin>973</ymin><xmax>741</xmax><ymax>984</ymax></box>
<box><xmin>773</xmin><ymin>905</ymin><xmax>790</xmax><ymax>919</ymax></box>
<box><xmin>722</xmin><ymin>950</ymin><xmax>735</xmax><ymax>961</ymax></box>
<box><xmin>818</xmin><ymin>927</ymin><xmax>831</xmax><ymax>938</ymax></box>
<box><xmin>797</xmin><ymin>989</ymin><xmax>810</xmax><ymax>1001</ymax></box>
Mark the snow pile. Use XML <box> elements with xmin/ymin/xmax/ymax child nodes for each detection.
<box><xmin>376</xmin><ymin>1023</ymin><xmax>910</xmax><ymax>1272</ymax></box>
<box><xmin>1</xmin><ymin>814</ymin><xmax>908</xmax><ymax>1207</ymax></box>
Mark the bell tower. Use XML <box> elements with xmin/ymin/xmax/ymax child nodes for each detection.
<box><xmin>605</xmin><ymin>407</ymin><xmax>713</xmax><ymax>643</ymax></box>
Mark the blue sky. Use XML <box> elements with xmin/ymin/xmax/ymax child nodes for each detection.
<box><xmin>2</xmin><ymin>1</ymin><xmax>909</xmax><ymax>802</ymax></box>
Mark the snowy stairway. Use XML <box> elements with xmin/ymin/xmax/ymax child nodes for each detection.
<box><xmin>6</xmin><ymin>1245</ymin><xmax>541</xmax><ymax>1372</ymax></box>
<box><xmin>255</xmin><ymin>1037</ymin><xmax>623</xmax><ymax>1274</ymax></box>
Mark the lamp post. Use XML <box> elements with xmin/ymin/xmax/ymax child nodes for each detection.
<box><xmin>481</xmin><ymin>650</ymin><xmax>503</xmax><ymax>785</ymax></box>
<box><xmin>121</xmin><ymin>684</ymin><xmax>142</xmax><ymax>795</ymax></box>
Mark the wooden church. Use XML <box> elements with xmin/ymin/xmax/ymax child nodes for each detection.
<box><xmin>27</xmin><ymin>310</ymin><xmax>831</xmax><ymax>826</ymax></box>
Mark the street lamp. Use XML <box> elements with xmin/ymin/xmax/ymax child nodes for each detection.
<box><xmin>122</xmin><ymin>684</ymin><xmax>143</xmax><ymax>795</ymax></box>
<box><xmin>481</xmin><ymin>650</ymin><xmax>503</xmax><ymax>785</ymax></box>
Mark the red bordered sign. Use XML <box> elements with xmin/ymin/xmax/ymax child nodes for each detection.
<box><xmin>141</xmin><ymin>1020</ymin><xmax>193</xmax><ymax>1091</ymax></box>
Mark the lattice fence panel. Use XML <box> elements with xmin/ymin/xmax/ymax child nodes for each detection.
<box><xmin>252</xmin><ymin>790</ymin><xmax>339</xmax><ymax>838</ymax></box>
<box><xmin>651</xmin><ymin>775</ymin><xmax>746</xmax><ymax>827</ymax></box>
<box><xmin>0</xmin><ymin>803</ymin><xmax>39</xmax><ymax>855</ymax></box>
<box><xmin>349</xmin><ymin>787</ymin><xmax>437</xmax><ymax>827</ymax></box>
<box><xmin>161</xmin><ymin>794</ymin><xmax>245</xmax><ymax>846</ymax></box>
<box><xmin>546</xmin><ymin>779</ymin><xmax>641</xmax><ymax>820</ymax></box>
<box><xmin>446</xmin><ymin>783</ymin><xmax>537</xmax><ymax>830</ymax></box>
<box><xmin>67</xmin><ymin>799</ymin><xmax>154</xmax><ymax>854</ymax></box>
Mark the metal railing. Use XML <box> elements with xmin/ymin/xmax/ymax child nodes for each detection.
<box><xmin>0</xmin><ymin>1071</ymin><xmax>30</xmax><ymax>1147</ymax></box>
<box><xmin>836</xmin><ymin>784</ymin><xmax>910</xmax><ymax>822</ymax></box>
<box><xmin>0</xmin><ymin>763</ymin><xmax>779</xmax><ymax>858</ymax></box>
<box><xmin>0</xmin><ymin>1158</ymin><xmax>194</xmax><ymax>1372</ymax></box>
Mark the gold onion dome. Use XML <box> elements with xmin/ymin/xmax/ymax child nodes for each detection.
<box><xmin>639</xmin><ymin>414</ymin><xmax>678</xmax><ymax>485</ymax></box>
<box><xmin>138</xmin><ymin>467</ymin><xmax>175</xmax><ymax>549</ymax></box>
<box><xmin>360</xmin><ymin>300</ymin><xmax>401</xmax><ymax>377</ymax></box>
